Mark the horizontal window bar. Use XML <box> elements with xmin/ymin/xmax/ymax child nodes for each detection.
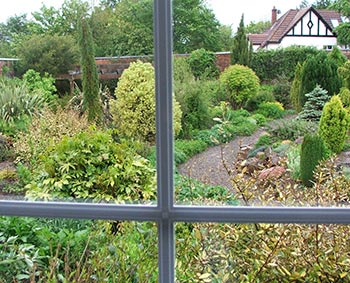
<box><xmin>2</xmin><ymin>201</ymin><xmax>350</xmax><ymax>224</ymax></box>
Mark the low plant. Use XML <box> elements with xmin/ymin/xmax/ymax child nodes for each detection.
<box><xmin>174</xmin><ymin>139</ymin><xmax>208</xmax><ymax>165</ymax></box>
<box><xmin>25</xmin><ymin>129</ymin><xmax>156</xmax><ymax>202</ymax></box>
<box><xmin>269</xmin><ymin>119</ymin><xmax>318</xmax><ymax>142</ymax></box>
<box><xmin>256</xmin><ymin>101</ymin><xmax>284</xmax><ymax>119</ymax></box>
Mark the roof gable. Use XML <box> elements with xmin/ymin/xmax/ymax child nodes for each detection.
<box><xmin>249</xmin><ymin>6</ymin><xmax>343</xmax><ymax>48</ymax></box>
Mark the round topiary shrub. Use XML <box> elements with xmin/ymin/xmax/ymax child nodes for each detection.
<box><xmin>300</xmin><ymin>134</ymin><xmax>328</xmax><ymax>187</ymax></box>
<box><xmin>220</xmin><ymin>64</ymin><xmax>260</xmax><ymax>109</ymax></box>
<box><xmin>25</xmin><ymin>129</ymin><xmax>156</xmax><ymax>202</ymax></box>
<box><xmin>110</xmin><ymin>61</ymin><xmax>182</xmax><ymax>143</ymax></box>
<box><xmin>319</xmin><ymin>95</ymin><xmax>349</xmax><ymax>153</ymax></box>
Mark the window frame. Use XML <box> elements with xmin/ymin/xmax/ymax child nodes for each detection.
<box><xmin>1</xmin><ymin>1</ymin><xmax>350</xmax><ymax>282</ymax></box>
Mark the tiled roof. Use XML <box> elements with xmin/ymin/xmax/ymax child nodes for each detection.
<box><xmin>249</xmin><ymin>6</ymin><xmax>343</xmax><ymax>49</ymax></box>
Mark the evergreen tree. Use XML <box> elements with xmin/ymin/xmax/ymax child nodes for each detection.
<box><xmin>328</xmin><ymin>46</ymin><xmax>347</xmax><ymax>67</ymax></box>
<box><xmin>300</xmin><ymin>134</ymin><xmax>328</xmax><ymax>187</ymax></box>
<box><xmin>290</xmin><ymin>62</ymin><xmax>303</xmax><ymax>112</ymax></box>
<box><xmin>338</xmin><ymin>60</ymin><xmax>350</xmax><ymax>89</ymax></box>
<box><xmin>298</xmin><ymin>85</ymin><xmax>330</xmax><ymax>121</ymax></box>
<box><xmin>231</xmin><ymin>14</ymin><xmax>252</xmax><ymax>66</ymax></box>
<box><xmin>78</xmin><ymin>17</ymin><xmax>103</xmax><ymax>123</ymax></box>
<box><xmin>319</xmin><ymin>95</ymin><xmax>349</xmax><ymax>153</ymax></box>
<box><xmin>299</xmin><ymin>52</ymin><xmax>342</xmax><ymax>107</ymax></box>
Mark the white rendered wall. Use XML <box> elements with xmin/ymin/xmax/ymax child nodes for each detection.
<box><xmin>265</xmin><ymin>36</ymin><xmax>338</xmax><ymax>50</ymax></box>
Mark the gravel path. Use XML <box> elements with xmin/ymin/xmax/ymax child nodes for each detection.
<box><xmin>177</xmin><ymin>116</ymin><xmax>295</xmax><ymax>188</ymax></box>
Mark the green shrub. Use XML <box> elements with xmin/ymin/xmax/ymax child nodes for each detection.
<box><xmin>300</xmin><ymin>134</ymin><xmax>328</xmax><ymax>187</ymax></box>
<box><xmin>175</xmin><ymin>139</ymin><xmax>208</xmax><ymax>164</ymax></box>
<box><xmin>272</xmin><ymin>74</ymin><xmax>292</xmax><ymax>108</ymax></box>
<box><xmin>22</xmin><ymin>69</ymin><xmax>58</xmax><ymax>105</ymax></box>
<box><xmin>187</xmin><ymin>48</ymin><xmax>219</xmax><ymax>80</ymax></box>
<box><xmin>299</xmin><ymin>52</ymin><xmax>342</xmax><ymax>107</ymax></box>
<box><xmin>220</xmin><ymin>64</ymin><xmax>260</xmax><ymax>109</ymax></box>
<box><xmin>286</xmin><ymin>145</ymin><xmax>301</xmax><ymax>180</ymax></box>
<box><xmin>173</xmin><ymin>56</ymin><xmax>194</xmax><ymax>84</ymax></box>
<box><xmin>256</xmin><ymin>101</ymin><xmax>284</xmax><ymax>119</ymax></box>
<box><xmin>111</xmin><ymin>61</ymin><xmax>182</xmax><ymax>142</ymax></box>
<box><xmin>251</xmin><ymin>46</ymin><xmax>320</xmax><ymax>82</ymax></box>
<box><xmin>255</xmin><ymin>134</ymin><xmax>271</xmax><ymax>148</ymax></box>
<box><xmin>297</xmin><ymin>85</ymin><xmax>330</xmax><ymax>121</ymax></box>
<box><xmin>319</xmin><ymin>95</ymin><xmax>350</xmax><ymax>153</ymax></box>
<box><xmin>290</xmin><ymin>62</ymin><xmax>303</xmax><ymax>112</ymax></box>
<box><xmin>25</xmin><ymin>129</ymin><xmax>156</xmax><ymax>202</ymax></box>
<box><xmin>0</xmin><ymin>134</ymin><xmax>13</xmax><ymax>162</ymax></box>
<box><xmin>339</xmin><ymin>87</ymin><xmax>350</xmax><ymax>108</ymax></box>
<box><xmin>251</xmin><ymin>113</ymin><xmax>267</xmax><ymax>126</ymax></box>
<box><xmin>175</xmin><ymin>79</ymin><xmax>212</xmax><ymax>138</ymax></box>
<box><xmin>269</xmin><ymin>119</ymin><xmax>318</xmax><ymax>142</ymax></box>
<box><xmin>244</xmin><ymin>88</ymin><xmax>275</xmax><ymax>111</ymax></box>
<box><xmin>338</xmin><ymin>60</ymin><xmax>350</xmax><ymax>89</ymax></box>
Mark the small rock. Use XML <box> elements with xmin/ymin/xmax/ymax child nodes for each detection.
<box><xmin>258</xmin><ymin>166</ymin><xmax>286</xmax><ymax>180</ymax></box>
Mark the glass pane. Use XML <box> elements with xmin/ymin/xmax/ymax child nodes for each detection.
<box><xmin>176</xmin><ymin>222</ymin><xmax>350</xmax><ymax>282</ymax></box>
<box><xmin>0</xmin><ymin>217</ymin><xmax>158</xmax><ymax>282</ymax></box>
<box><xmin>0</xmin><ymin>1</ymin><xmax>157</xmax><ymax>205</ymax></box>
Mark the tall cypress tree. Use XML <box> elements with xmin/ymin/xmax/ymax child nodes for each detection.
<box><xmin>231</xmin><ymin>14</ymin><xmax>252</xmax><ymax>66</ymax></box>
<box><xmin>78</xmin><ymin>17</ymin><xmax>103</xmax><ymax>123</ymax></box>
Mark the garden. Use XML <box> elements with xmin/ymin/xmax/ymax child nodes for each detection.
<box><xmin>1</xmin><ymin>40</ymin><xmax>350</xmax><ymax>281</ymax></box>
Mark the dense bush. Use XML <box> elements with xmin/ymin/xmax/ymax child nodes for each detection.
<box><xmin>297</xmin><ymin>85</ymin><xmax>330</xmax><ymax>121</ymax></box>
<box><xmin>187</xmin><ymin>48</ymin><xmax>219</xmax><ymax>79</ymax></box>
<box><xmin>244</xmin><ymin>86</ymin><xmax>275</xmax><ymax>111</ymax></box>
<box><xmin>300</xmin><ymin>134</ymin><xmax>328</xmax><ymax>187</ymax></box>
<box><xmin>299</xmin><ymin>52</ymin><xmax>342</xmax><ymax>107</ymax></box>
<box><xmin>338</xmin><ymin>60</ymin><xmax>350</xmax><ymax>89</ymax></box>
<box><xmin>174</xmin><ymin>139</ymin><xmax>208</xmax><ymax>165</ymax></box>
<box><xmin>256</xmin><ymin>101</ymin><xmax>284</xmax><ymax>119</ymax></box>
<box><xmin>25</xmin><ymin>129</ymin><xmax>156</xmax><ymax>202</ymax></box>
<box><xmin>269</xmin><ymin>119</ymin><xmax>318</xmax><ymax>142</ymax></box>
<box><xmin>339</xmin><ymin>87</ymin><xmax>350</xmax><ymax>108</ymax></box>
<box><xmin>220</xmin><ymin>64</ymin><xmax>260</xmax><ymax>109</ymax></box>
<box><xmin>319</xmin><ymin>95</ymin><xmax>349</xmax><ymax>153</ymax></box>
<box><xmin>111</xmin><ymin>61</ymin><xmax>182</xmax><ymax>143</ymax></box>
<box><xmin>175</xmin><ymin>79</ymin><xmax>212</xmax><ymax>138</ymax></box>
<box><xmin>251</xmin><ymin>46</ymin><xmax>320</xmax><ymax>82</ymax></box>
<box><xmin>14</xmin><ymin>107</ymin><xmax>89</xmax><ymax>165</ymax></box>
<box><xmin>272</xmin><ymin>74</ymin><xmax>291</xmax><ymax>108</ymax></box>
<box><xmin>173</xmin><ymin>56</ymin><xmax>194</xmax><ymax>84</ymax></box>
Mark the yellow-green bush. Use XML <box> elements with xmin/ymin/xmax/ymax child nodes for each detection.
<box><xmin>319</xmin><ymin>95</ymin><xmax>349</xmax><ymax>153</ymax></box>
<box><xmin>220</xmin><ymin>64</ymin><xmax>260</xmax><ymax>109</ymax></box>
<box><xmin>111</xmin><ymin>61</ymin><xmax>182</xmax><ymax>143</ymax></box>
<box><xmin>14</xmin><ymin>107</ymin><xmax>89</xmax><ymax>165</ymax></box>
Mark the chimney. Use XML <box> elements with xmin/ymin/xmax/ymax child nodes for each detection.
<box><xmin>272</xmin><ymin>6</ymin><xmax>277</xmax><ymax>25</ymax></box>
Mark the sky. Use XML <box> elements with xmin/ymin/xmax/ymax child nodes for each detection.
<box><xmin>0</xmin><ymin>0</ymin><xmax>304</xmax><ymax>30</ymax></box>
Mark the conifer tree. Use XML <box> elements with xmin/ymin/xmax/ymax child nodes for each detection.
<box><xmin>78</xmin><ymin>17</ymin><xmax>103</xmax><ymax>123</ymax></box>
<box><xmin>231</xmin><ymin>14</ymin><xmax>252</xmax><ymax>66</ymax></box>
<box><xmin>290</xmin><ymin>62</ymin><xmax>303</xmax><ymax>112</ymax></box>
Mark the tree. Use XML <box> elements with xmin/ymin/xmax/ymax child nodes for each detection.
<box><xmin>299</xmin><ymin>52</ymin><xmax>342</xmax><ymax>107</ymax></box>
<box><xmin>246</xmin><ymin>20</ymin><xmax>271</xmax><ymax>34</ymax></box>
<box><xmin>15</xmin><ymin>33</ymin><xmax>79</xmax><ymax>76</ymax></box>
<box><xmin>187</xmin><ymin>48</ymin><xmax>219</xmax><ymax>80</ymax></box>
<box><xmin>290</xmin><ymin>63</ymin><xmax>304</xmax><ymax>112</ymax></box>
<box><xmin>332</xmin><ymin>0</ymin><xmax>350</xmax><ymax>46</ymax></box>
<box><xmin>78</xmin><ymin>17</ymin><xmax>103</xmax><ymax>123</ymax></box>
<box><xmin>220</xmin><ymin>64</ymin><xmax>260</xmax><ymax>109</ymax></box>
<box><xmin>231</xmin><ymin>15</ymin><xmax>252</xmax><ymax>67</ymax></box>
<box><xmin>298</xmin><ymin>85</ymin><xmax>330</xmax><ymax>121</ymax></box>
<box><xmin>312</xmin><ymin>0</ymin><xmax>334</xmax><ymax>9</ymax></box>
<box><xmin>327</xmin><ymin>46</ymin><xmax>347</xmax><ymax>67</ymax></box>
<box><xmin>338</xmin><ymin>60</ymin><xmax>350</xmax><ymax>88</ymax></box>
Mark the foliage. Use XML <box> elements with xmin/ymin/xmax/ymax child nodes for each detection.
<box><xmin>174</xmin><ymin>139</ymin><xmax>208</xmax><ymax>165</ymax></box>
<box><xmin>244</xmin><ymin>86</ymin><xmax>275</xmax><ymax>112</ymax></box>
<box><xmin>299</xmin><ymin>52</ymin><xmax>342</xmax><ymax>107</ymax></box>
<box><xmin>251</xmin><ymin>46</ymin><xmax>320</xmax><ymax>82</ymax></box>
<box><xmin>173</xmin><ymin>56</ymin><xmax>194</xmax><ymax>85</ymax></box>
<box><xmin>339</xmin><ymin>87</ymin><xmax>350</xmax><ymax>108</ymax></box>
<box><xmin>327</xmin><ymin>46</ymin><xmax>347</xmax><ymax>67</ymax></box>
<box><xmin>298</xmin><ymin>85</ymin><xmax>330</xmax><ymax>121</ymax></box>
<box><xmin>175</xmin><ymin>79</ymin><xmax>212</xmax><ymax>138</ymax></box>
<box><xmin>338</xmin><ymin>60</ymin><xmax>350</xmax><ymax>89</ymax></box>
<box><xmin>15</xmin><ymin>33</ymin><xmax>78</xmax><ymax>76</ymax></box>
<box><xmin>78</xmin><ymin>17</ymin><xmax>103</xmax><ymax>123</ymax></box>
<box><xmin>111</xmin><ymin>61</ymin><xmax>182</xmax><ymax>143</ymax></box>
<box><xmin>0</xmin><ymin>134</ymin><xmax>13</xmax><ymax>162</ymax></box>
<box><xmin>187</xmin><ymin>48</ymin><xmax>219</xmax><ymax>80</ymax></box>
<box><xmin>300</xmin><ymin>134</ymin><xmax>328</xmax><ymax>187</ymax></box>
<box><xmin>14</xmin><ymin>107</ymin><xmax>89</xmax><ymax>166</ymax></box>
<box><xmin>176</xmin><ymin>157</ymin><xmax>350</xmax><ymax>282</ymax></box>
<box><xmin>0</xmin><ymin>78</ymin><xmax>45</xmax><ymax>131</ymax></box>
<box><xmin>290</xmin><ymin>62</ymin><xmax>303</xmax><ymax>112</ymax></box>
<box><xmin>269</xmin><ymin>119</ymin><xmax>318</xmax><ymax>142</ymax></box>
<box><xmin>22</xmin><ymin>69</ymin><xmax>57</xmax><ymax>104</ymax></box>
<box><xmin>319</xmin><ymin>95</ymin><xmax>349</xmax><ymax>153</ymax></box>
<box><xmin>220</xmin><ymin>64</ymin><xmax>260</xmax><ymax>109</ymax></box>
<box><xmin>256</xmin><ymin>102</ymin><xmax>284</xmax><ymax>119</ymax></box>
<box><xmin>245</xmin><ymin>20</ymin><xmax>271</xmax><ymax>34</ymax></box>
<box><xmin>272</xmin><ymin>74</ymin><xmax>292</xmax><ymax>108</ymax></box>
<box><xmin>25</xmin><ymin>129</ymin><xmax>156</xmax><ymax>202</ymax></box>
<box><xmin>231</xmin><ymin>15</ymin><xmax>252</xmax><ymax>67</ymax></box>
<box><xmin>334</xmin><ymin>23</ymin><xmax>350</xmax><ymax>47</ymax></box>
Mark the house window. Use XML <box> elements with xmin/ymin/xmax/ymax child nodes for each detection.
<box><xmin>1</xmin><ymin>1</ymin><xmax>350</xmax><ymax>282</ymax></box>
